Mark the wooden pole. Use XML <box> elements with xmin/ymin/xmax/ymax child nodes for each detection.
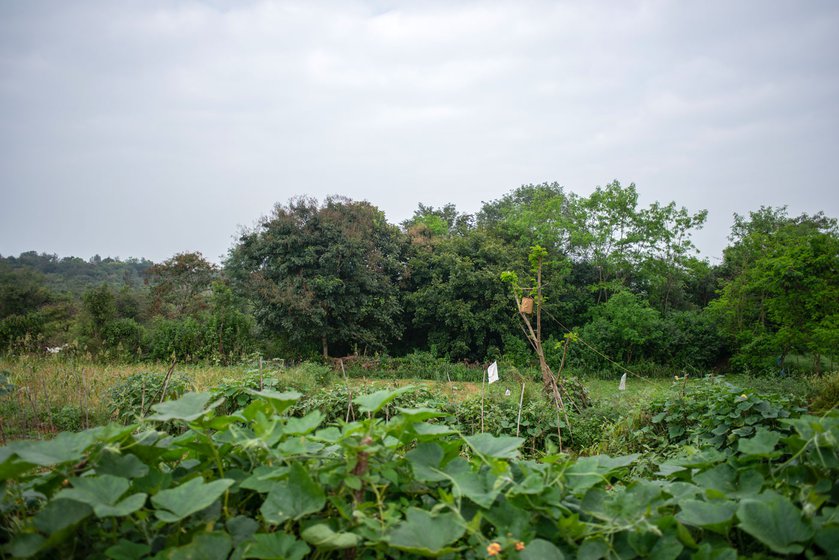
<box><xmin>480</xmin><ymin>367</ymin><xmax>486</xmax><ymax>433</ymax></box>
<box><xmin>341</xmin><ymin>360</ymin><xmax>355</xmax><ymax>422</ymax></box>
<box><xmin>81</xmin><ymin>368</ymin><xmax>89</xmax><ymax>429</ymax></box>
<box><xmin>516</xmin><ymin>382</ymin><xmax>525</xmax><ymax>437</ymax></box>
<box><xmin>158</xmin><ymin>357</ymin><xmax>177</xmax><ymax>404</ymax></box>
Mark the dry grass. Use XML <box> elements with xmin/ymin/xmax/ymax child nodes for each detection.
<box><xmin>0</xmin><ymin>356</ymin><xmax>257</xmax><ymax>441</ymax></box>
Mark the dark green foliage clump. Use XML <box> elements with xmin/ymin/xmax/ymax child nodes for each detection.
<box><xmin>107</xmin><ymin>371</ymin><xmax>193</xmax><ymax>423</ymax></box>
<box><xmin>1</xmin><ymin>386</ymin><xmax>838</xmax><ymax>559</ymax></box>
<box><xmin>809</xmin><ymin>371</ymin><xmax>839</xmax><ymax>414</ymax></box>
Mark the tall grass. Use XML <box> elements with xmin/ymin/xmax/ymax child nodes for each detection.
<box><xmin>0</xmin><ymin>356</ymin><xmax>255</xmax><ymax>441</ymax></box>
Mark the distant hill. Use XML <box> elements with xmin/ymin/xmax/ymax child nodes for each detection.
<box><xmin>0</xmin><ymin>251</ymin><xmax>154</xmax><ymax>297</ymax></box>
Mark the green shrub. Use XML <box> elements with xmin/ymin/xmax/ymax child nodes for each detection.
<box><xmin>211</xmin><ymin>370</ymin><xmax>280</xmax><ymax>415</ymax></box>
<box><xmin>3</xmin><ymin>387</ymin><xmax>836</xmax><ymax>559</ymax></box>
<box><xmin>0</xmin><ymin>370</ymin><xmax>14</xmax><ymax>397</ymax></box>
<box><xmin>810</xmin><ymin>371</ymin><xmax>839</xmax><ymax>414</ymax></box>
<box><xmin>646</xmin><ymin>376</ymin><xmax>804</xmax><ymax>450</ymax></box>
<box><xmin>292</xmin><ymin>361</ymin><xmax>333</xmax><ymax>386</ymax></box>
<box><xmin>51</xmin><ymin>404</ymin><xmax>83</xmax><ymax>432</ymax></box>
<box><xmin>107</xmin><ymin>371</ymin><xmax>193</xmax><ymax>423</ymax></box>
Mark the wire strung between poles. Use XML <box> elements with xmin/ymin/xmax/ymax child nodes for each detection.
<box><xmin>540</xmin><ymin>307</ymin><xmax>658</xmax><ymax>386</ymax></box>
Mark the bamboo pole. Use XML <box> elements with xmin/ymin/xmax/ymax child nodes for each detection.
<box><xmin>516</xmin><ymin>382</ymin><xmax>525</xmax><ymax>437</ymax></box>
<box><xmin>480</xmin><ymin>367</ymin><xmax>486</xmax><ymax>433</ymax></box>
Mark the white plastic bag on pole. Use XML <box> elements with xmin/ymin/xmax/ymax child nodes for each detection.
<box><xmin>619</xmin><ymin>372</ymin><xmax>627</xmax><ymax>391</ymax></box>
<box><xmin>487</xmin><ymin>361</ymin><xmax>499</xmax><ymax>384</ymax></box>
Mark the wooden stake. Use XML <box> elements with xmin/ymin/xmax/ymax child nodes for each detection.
<box><xmin>341</xmin><ymin>360</ymin><xmax>355</xmax><ymax>422</ymax></box>
<box><xmin>516</xmin><ymin>382</ymin><xmax>525</xmax><ymax>437</ymax></box>
<box><xmin>81</xmin><ymin>368</ymin><xmax>89</xmax><ymax>429</ymax></box>
<box><xmin>157</xmin><ymin>357</ymin><xmax>178</xmax><ymax>406</ymax></box>
<box><xmin>480</xmin><ymin>367</ymin><xmax>486</xmax><ymax>433</ymax></box>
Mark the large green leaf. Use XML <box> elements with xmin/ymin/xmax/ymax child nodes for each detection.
<box><xmin>354</xmin><ymin>386</ymin><xmax>414</xmax><ymax>414</ymax></box>
<box><xmin>247</xmin><ymin>389</ymin><xmax>302</xmax><ymax>414</ymax></box>
<box><xmin>5</xmin><ymin>533</ymin><xmax>46</xmax><ymax>558</ymax></box>
<box><xmin>12</xmin><ymin>430</ymin><xmax>97</xmax><ymax>467</ymax></box>
<box><xmin>413</xmin><ymin>422</ymin><xmax>457</xmax><ymax>437</ymax></box>
<box><xmin>676</xmin><ymin>499</ymin><xmax>736</xmax><ymax>530</ymax></box>
<box><xmin>226</xmin><ymin>515</ymin><xmax>259</xmax><ymax>546</ymax></box>
<box><xmin>388</xmin><ymin>508</ymin><xmax>465</xmax><ymax>556</ymax></box>
<box><xmin>300</xmin><ymin>523</ymin><xmax>360</xmax><ymax>550</ymax></box>
<box><xmin>814</xmin><ymin>525</ymin><xmax>839</xmax><ymax>560</ymax></box>
<box><xmin>240</xmin><ymin>466</ymin><xmax>287</xmax><ymax>493</ymax></box>
<box><xmin>151</xmin><ymin>477</ymin><xmax>234</xmax><ymax>522</ymax></box>
<box><xmin>396</xmin><ymin>407</ymin><xmax>446</xmax><ymax>422</ymax></box>
<box><xmin>147</xmin><ymin>392</ymin><xmax>223</xmax><ymax>422</ymax></box>
<box><xmin>520</xmin><ymin>539</ymin><xmax>565</xmax><ymax>559</ymax></box>
<box><xmin>105</xmin><ymin>540</ymin><xmax>151</xmax><ymax>560</ymax></box>
<box><xmin>444</xmin><ymin>458</ymin><xmax>500</xmax><ymax>508</ymax></box>
<box><xmin>33</xmin><ymin>499</ymin><xmax>91</xmax><ymax>534</ymax></box>
<box><xmin>406</xmin><ymin>442</ymin><xmax>448</xmax><ymax>482</ymax></box>
<box><xmin>577</xmin><ymin>538</ymin><xmax>608</xmax><ymax>560</ymax></box>
<box><xmin>483</xmin><ymin>500</ymin><xmax>535</xmax><ymax>539</ymax></box>
<box><xmin>242</xmin><ymin>533</ymin><xmax>310</xmax><ymax>560</ymax></box>
<box><xmin>464</xmin><ymin>433</ymin><xmax>524</xmax><ymax>460</ymax></box>
<box><xmin>564</xmin><ymin>454</ymin><xmax>639</xmax><ymax>493</ymax></box>
<box><xmin>284</xmin><ymin>410</ymin><xmax>323</xmax><ymax>435</ymax></box>
<box><xmin>55</xmin><ymin>475</ymin><xmax>147</xmax><ymax>518</ymax></box>
<box><xmin>737</xmin><ymin>490</ymin><xmax>813</xmax><ymax>554</ymax></box>
<box><xmin>738</xmin><ymin>428</ymin><xmax>781</xmax><ymax>456</ymax></box>
<box><xmin>260</xmin><ymin>463</ymin><xmax>326</xmax><ymax>524</ymax></box>
<box><xmin>166</xmin><ymin>532</ymin><xmax>232</xmax><ymax>560</ymax></box>
<box><xmin>97</xmin><ymin>452</ymin><xmax>149</xmax><ymax>479</ymax></box>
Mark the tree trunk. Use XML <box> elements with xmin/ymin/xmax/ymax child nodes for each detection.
<box><xmin>322</xmin><ymin>335</ymin><xmax>329</xmax><ymax>360</ymax></box>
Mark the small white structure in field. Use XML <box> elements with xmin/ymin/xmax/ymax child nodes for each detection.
<box><xmin>619</xmin><ymin>372</ymin><xmax>627</xmax><ymax>391</ymax></box>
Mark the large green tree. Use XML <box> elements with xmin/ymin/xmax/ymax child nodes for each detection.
<box><xmin>145</xmin><ymin>252</ymin><xmax>217</xmax><ymax>318</ymax></box>
<box><xmin>403</xmin><ymin>224</ymin><xmax>516</xmax><ymax>361</ymax></box>
<box><xmin>226</xmin><ymin>197</ymin><xmax>405</xmax><ymax>358</ymax></box>
<box><xmin>711</xmin><ymin>207</ymin><xmax>839</xmax><ymax>373</ymax></box>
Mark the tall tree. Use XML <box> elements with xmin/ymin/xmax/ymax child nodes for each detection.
<box><xmin>145</xmin><ymin>252</ymin><xmax>217</xmax><ymax>318</ymax></box>
<box><xmin>226</xmin><ymin>197</ymin><xmax>405</xmax><ymax>358</ymax></box>
<box><xmin>711</xmin><ymin>207</ymin><xmax>839</xmax><ymax>373</ymax></box>
<box><xmin>574</xmin><ymin>180</ymin><xmax>641</xmax><ymax>302</ymax></box>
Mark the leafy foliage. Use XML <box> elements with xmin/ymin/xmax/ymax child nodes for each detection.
<box><xmin>227</xmin><ymin>196</ymin><xmax>406</xmax><ymax>358</ymax></box>
<box><xmin>1</xmin><ymin>385</ymin><xmax>837</xmax><ymax>559</ymax></box>
<box><xmin>107</xmin><ymin>371</ymin><xmax>193</xmax><ymax>423</ymax></box>
<box><xmin>711</xmin><ymin>207</ymin><xmax>839</xmax><ymax>374</ymax></box>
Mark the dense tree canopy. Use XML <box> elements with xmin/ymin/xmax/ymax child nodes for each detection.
<box><xmin>711</xmin><ymin>208</ymin><xmax>839</xmax><ymax>373</ymax></box>
<box><xmin>1</xmin><ymin>185</ymin><xmax>835</xmax><ymax>376</ymax></box>
<box><xmin>227</xmin><ymin>197</ymin><xmax>406</xmax><ymax>358</ymax></box>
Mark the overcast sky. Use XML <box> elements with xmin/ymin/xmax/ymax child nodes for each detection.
<box><xmin>1</xmin><ymin>0</ymin><xmax>838</xmax><ymax>264</ymax></box>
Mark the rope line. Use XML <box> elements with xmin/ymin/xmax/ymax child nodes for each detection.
<box><xmin>540</xmin><ymin>307</ymin><xmax>658</xmax><ymax>386</ymax></box>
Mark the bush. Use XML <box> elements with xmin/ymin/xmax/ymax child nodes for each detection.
<box><xmin>51</xmin><ymin>404</ymin><xmax>83</xmax><ymax>432</ymax></box>
<box><xmin>809</xmin><ymin>371</ymin><xmax>839</xmax><ymax>414</ymax></box>
<box><xmin>144</xmin><ymin>318</ymin><xmax>205</xmax><ymax>362</ymax></box>
<box><xmin>345</xmin><ymin>351</ymin><xmax>482</xmax><ymax>383</ymax></box>
<box><xmin>101</xmin><ymin>318</ymin><xmax>144</xmax><ymax>361</ymax></box>
<box><xmin>646</xmin><ymin>376</ymin><xmax>804</xmax><ymax>451</ymax></box>
<box><xmin>292</xmin><ymin>361</ymin><xmax>333</xmax><ymax>386</ymax></box>
<box><xmin>107</xmin><ymin>371</ymin><xmax>193</xmax><ymax>423</ymax></box>
<box><xmin>211</xmin><ymin>370</ymin><xmax>280</xmax><ymax>415</ymax></box>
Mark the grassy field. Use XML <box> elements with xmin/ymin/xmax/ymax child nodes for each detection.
<box><xmin>0</xmin><ymin>355</ymin><xmax>820</xmax><ymax>444</ymax></box>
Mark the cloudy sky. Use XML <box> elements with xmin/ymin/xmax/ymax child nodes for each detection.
<box><xmin>1</xmin><ymin>0</ymin><xmax>838</xmax><ymax>263</ymax></box>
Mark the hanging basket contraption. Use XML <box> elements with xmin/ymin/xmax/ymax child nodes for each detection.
<box><xmin>519</xmin><ymin>297</ymin><xmax>534</xmax><ymax>314</ymax></box>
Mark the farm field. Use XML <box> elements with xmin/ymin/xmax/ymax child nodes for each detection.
<box><xmin>2</xmin><ymin>356</ymin><xmax>837</xmax><ymax>558</ymax></box>
<box><xmin>0</xmin><ymin>356</ymin><xmax>814</xmax><ymax>442</ymax></box>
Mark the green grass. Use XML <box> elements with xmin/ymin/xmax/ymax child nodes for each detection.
<box><xmin>0</xmin><ymin>356</ymin><xmax>823</xmax><ymax>444</ymax></box>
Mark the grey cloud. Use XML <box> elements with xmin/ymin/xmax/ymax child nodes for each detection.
<box><xmin>1</xmin><ymin>0</ymin><xmax>837</xmax><ymax>262</ymax></box>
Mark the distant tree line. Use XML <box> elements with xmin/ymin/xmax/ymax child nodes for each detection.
<box><xmin>2</xmin><ymin>181</ymin><xmax>837</xmax><ymax>375</ymax></box>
